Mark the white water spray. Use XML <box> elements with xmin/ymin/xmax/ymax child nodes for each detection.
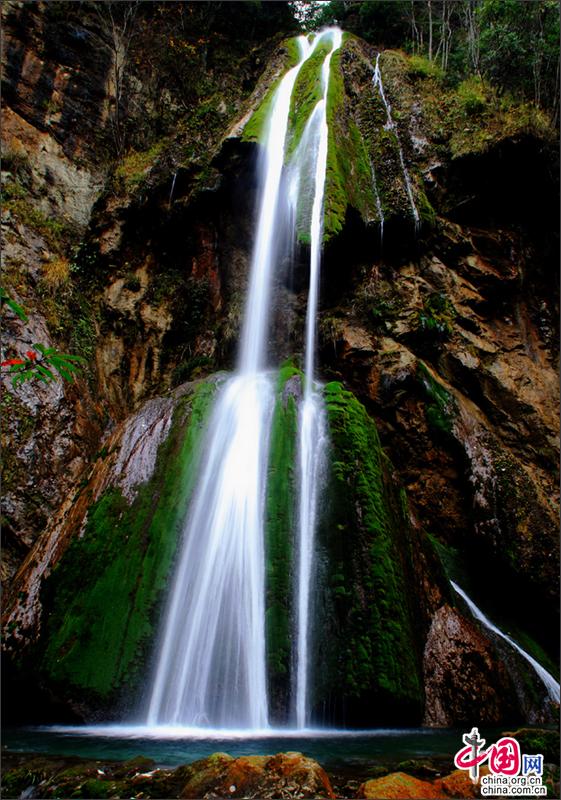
<box><xmin>451</xmin><ymin>581</ymin><xmax>560</xmax><ymax>704</ymax></box>
<box><xmin>372</xmin><ymin>53</ymin><xmax>419</xmax><ymax>227</ymax></box>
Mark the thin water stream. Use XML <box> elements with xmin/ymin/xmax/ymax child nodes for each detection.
<box><xmin>293</xmin><ymin>28</ymin><xmax>342</xmax><ymax>729</ymax></box>
<box><xmin>451</xmin><ymin>581</ymin><xmax>560</xmax><ymax>703</ymax></box>
<box><xmin>372</xmin><ymin>53</ymin><xmax>419</xmax><ymax>227</ymax></box>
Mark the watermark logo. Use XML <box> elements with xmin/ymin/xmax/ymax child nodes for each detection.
<box><xmin>454</xmin><ymin>727</ymin><xmax>546</xmax><ymax>796</ymax></box>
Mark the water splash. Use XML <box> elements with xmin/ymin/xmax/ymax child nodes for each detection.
<box><xmin>451</xmin><ymin>581</ymin><xmax>560</xmax><ymax>704</ymax></box>
<box><xmin>372</xmin><ymin>53</ymin><xmax>419</xmax><ymax>228</ymax></box>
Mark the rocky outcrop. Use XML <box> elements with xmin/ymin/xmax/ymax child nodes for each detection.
<box><xmin>2</xmin><ymin>377</ymin><xmax>220</xmax><ymax>721</ymax></box>
<box><xmin>422</xmin><ymin>605</ymin><xmax>515</xmax><ymax>726</ymax></box>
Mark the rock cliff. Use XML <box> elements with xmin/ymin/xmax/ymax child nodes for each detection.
<box><xmin>1</xmin><ymin>3</ymin><xmax>558</xmax><ymax>726</ymax></box>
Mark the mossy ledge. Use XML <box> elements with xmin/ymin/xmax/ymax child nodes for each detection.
<box><xmin>241</xmin><ymin>37</ymin><xmax>301</xmax><ymax>145</ymax></box>
<box><xmin>265</xmin><ymin>363</ymin><xmax>301</xmax><ymax>721</ymax></box>
<box><xmin>38</xmin><ymin>380</ymin><xmax>218</xmax><ymax>717</ymax></box>
<box><xmin>312</xmin><ymin>381</ymin><xmax>425</xmax><ymax>725</ymax></box>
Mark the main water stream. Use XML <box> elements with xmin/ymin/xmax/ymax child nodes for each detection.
<box><xmin>147</xmin><ymin>29</ymin><xmax>342</xmax><ymax>730</ymax></box>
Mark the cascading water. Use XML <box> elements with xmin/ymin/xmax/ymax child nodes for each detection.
<box><xmin>288</xmin><ymin>28</ymin><xmax>343</xmax><ymax>728</ymax></box>
<box><xmin>147</xmin><ymin>26</ymin><xmax>344</xmax><ymax>731</ymax></box>
<box><xmin>146</xmin><ymin>34</ymin><xmax>317</xmax><ymax>729</ymax></box>
<box><xmin>372</xmin><ymin>53</ymin><xmax>419</xmax><ymax>227</ymax></box>
<box><xmin>451</xmin><ymin>581</ymin><xmax>560</xmax><ymax>703</ymax></box>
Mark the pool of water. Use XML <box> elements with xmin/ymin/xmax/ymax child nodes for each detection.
<box><xmin>2</xmin><ymin>724</ymin><xmax>508</xmax><ymax>773</ymax></box>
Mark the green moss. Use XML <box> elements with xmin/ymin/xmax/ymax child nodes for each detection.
<box><xmin>265</xmin><ymin>364</ymin><xmax>301</xmax><ymax>699</ymax></box>
<box><xmin>417</xmin><ymin>361</ymin><xmax>456</xmax><ymax>434</ymax></box>
<box><xmin>3</xmin><ymin>191</ymin><xmax>75</xmax><ymax>254</ymax></box>
<box><xmin>316</xmin><ymin>382</ymin><xmax>424</xmax><ymax>718</ymax></box>
<box><xmin>40</xmin><ymin>380</ymin><xmax>218</xmax><ymax>704</ymax></box>
<box><xmin>242</xmin><ymin>38</ymin><xmax>301</xmax><ymax>144</ymax></box>
<box><xmin>324</xmin><ymin>48</ymin><xmax>376</xmax><ymax>241</ymax></box>
<box><xmin>286</xmin><ymin>41</ymin><xmax>331</xmax><ymax>157</ymax></box>
<box><xmin>407</xmin><ymin>55</ymin><xmax>444</xmax><ymax>81</ymax></box>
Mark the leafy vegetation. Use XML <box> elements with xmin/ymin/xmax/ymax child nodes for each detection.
<box><xmin>298</xmin><ymin>0</ymin><xmax>559</xmax><ymax>123</ymax></box>
<box><xmin>1</xmin><ymin>289</ymin><xmax>86</xmax><ymax>387</ymax></box>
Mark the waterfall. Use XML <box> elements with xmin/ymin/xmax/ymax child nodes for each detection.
<box><xmin>451</xmin><ymin>581</ymin><xmax>560</xmax><ymax>704</ymax></box>
<box><xmin>372</xmin><ymin>53</ymin><xmax>419</xmax><ymax>227</ymax></box>
<box><xmin>146</xmin><ymin>35</ymin><xmax>316</xmax><ymax>729</ymax></box>
<box><xmin>290</xmin><ymin>28</ymin><xmax>342</xmax><ymax>729</ymax></box>
<box><xmin>147</xmin><ymin>26</ymin><xmax>344</xmax><ymax>730</ymax></box>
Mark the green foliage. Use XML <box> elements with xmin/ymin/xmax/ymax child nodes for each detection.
<box><xmin>417</xmin><ymin>362</ymin><xmax>457</xmax><ymax>435</ymax></box>
<box><xmin>416</xmin><ymin>291</ymin><xmax>456</xmax><ymax>341</ymax></box>
<box><xmin>40</xmin><ymin>381</ymin><xmax>218</xmax><ymax>702</ymax></box>
<box><xmin>478</xmin><ymin>0</ymin><xmax>560</xmax><ymax>114</ymax></box>
<box><xmin>4</xmin><ymin>344</ymin><xmax>85</xmax><ymax>387</ymax></box>
<box><xmin>1</xmin><ymin>288</ymin><xmax>86</xmax><ymax>387</ymax></box>
<box><xmin>0</xmin><ymin>287</ymin><xmax>28</xmax><ymax>322</ymax></box>
<box><xmin>407</xmin><ymin>55</ymin><xmax>444</xmax><ymax>81</ymax></box>
<box><xmin>309</xmin><ymin>0</ymin><xmax>411</xmax><ymax>47</ymax></box>
<box><xmin>368</xmin><ymin>296</ymin><xmax>400</xmax><ymax>331</ymax></box>
<box><xmin>457</xmin><ymin>75</ymin><xmax>487</xmax><ymax>115</ymax></box>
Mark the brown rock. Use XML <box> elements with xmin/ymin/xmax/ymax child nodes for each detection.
<box><xmin>423</xmin><ymin>604</ymin><xmax>513</xmax><ymax>726</ymax></box>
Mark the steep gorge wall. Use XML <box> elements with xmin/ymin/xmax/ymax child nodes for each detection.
<box><xmin>2</xmin><ymin>6</ymin><xmax>559</xmax><ymax>726</ymax></box>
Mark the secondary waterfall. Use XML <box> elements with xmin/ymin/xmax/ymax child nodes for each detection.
<box><xmin>372</xmin><ymin>53</ymin><xmax>419</xmax><ymax>227</ymax></box>
<box><xmin>146</xmin><ymin>29</ymin><xmax>342</xmax><ymax>729</ymax></box>
<box><xmin>289</xmin><ymin>28</ymin><xmax>342</xmax><ymax>728</ymax></box>
<box><xmin>451</xmin><ymin>581</ymin><xmax>560</xmax><ymax>704</ymax></box>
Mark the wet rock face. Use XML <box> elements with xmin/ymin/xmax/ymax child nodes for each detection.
<box><xmin>422</xmin><ymin>605</ymin><xmax>515</xmax><ymax>726</ymax></box>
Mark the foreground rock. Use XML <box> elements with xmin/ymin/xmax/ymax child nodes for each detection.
<box><xmin>1</xmin><ymin>751</ymin><xmax>335</xmax><ymax>799</ymax></box>
<box><xmin>358</xmin><ymin>767</ymin><xmax>487</xmax><ymax>799</ymax></box>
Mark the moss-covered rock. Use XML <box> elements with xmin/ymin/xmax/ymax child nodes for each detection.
<box><xmin>312</xmin><ymin>381</ymin><xmax>429</xmax><ymax>724</ymax></box>
<box><xmin>265</xmin><ymin>363</ymin><xmax>301</xmax><ymax>720</ymax></box>
<box><xmin>38</xmin><ymin>380</ymin><xmax>218</xmax><ymax>714</ymax></box>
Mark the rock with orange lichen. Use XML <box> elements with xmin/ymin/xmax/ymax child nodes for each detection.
<box><xmin>178</xmin><ymin>751</ymin><xmax>335</xmax><ymax>799</ymax></box>
<box><xmin>357</xmin><ymin>771</ymin><xmax>442</xmax><ymax>799</ymax></box>
<box><xmin>357</xmin><ymin>767</ymin><xmax>489</xmax><ymax>799</ymax></box>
